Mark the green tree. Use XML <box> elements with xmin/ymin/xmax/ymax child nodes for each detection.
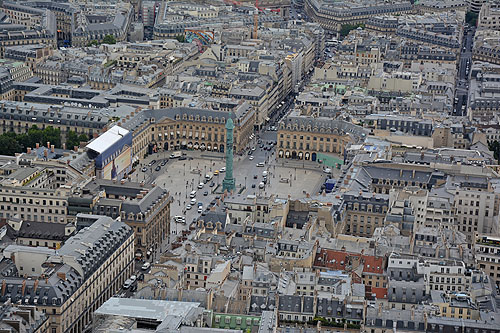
<box><xmin>102</xmin><ymin>34</ymin><xmax>117</xmax><ymax>44</ymax></box>
<box><xmin>175</xmin><ymin>34</ymin><xmax>186</xmax><ymax>43</ymax></box>
<box><xmin>0</xmin><ymin>133</ymin><xmax>22</xmax><ymax>156</ymax></box>
<box><xmin>66</xmin><ymin>131</ymin><xmax>88</xmax><ymax>149</ymax></box>
<box><xmin>87</xmin><ymin>40</ymin><xmax>99</xmax><ymax>47</ymax></box>
<box><xmin>489</xmin><ymin>140</ymin><xmax>500</xmax><ymax>163</ymax></box>
<box><xmin>339</xmin><ymin>23</ymin><xmax>364</xmax><ymax>37</ymax></box>
<box><xmin>466</xmin><ymin>11</ymin><xmax>478</xmax><ymax>26</ymax></box>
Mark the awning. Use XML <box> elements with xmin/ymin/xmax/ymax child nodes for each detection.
<box><xmin>188</xmin><ymin>143</ymin><xmax>193</xmax><ymax>148</ymax></box>
<box><xmin>182</xmin><ymin>140</ymin><xmax>187</xmax><ymax>145</ymax></box>
<box><xmin>285</xmin><ymin>151</ymin><xmax>290</xmax><ymax>157</ymax></box>
<box><xmin>207</xmin><ymin>145</ymin><xmax>211</xmax><ymax>150</ymax></box>
<box><xmin>182</xmin><ymin>131</ymin><xmax>186</xmax><ymax>136</ymax></box>
<box><xmin>171</xmin><ymin>131</ymin><xmax>174</xmax><ymax>136</ymax></box>
<box><xmin>189</xmin><ymin>131</ymin><xmax>192</xmax><ymax>136</ymax></box>
<box><xmin>279</xmin><ymin>150</ymin><xmax>284</xmax><ymax>157</ymax></box>
<box><xmin>202</xmin><ymin>133</ymin><xmax>205</xmax><ymax>138</ymax></box>
<box><xmin>194</xmin><ymin>143</ymin><xmax>199</xmax><ymax>149</ymax></box>
<box><xmin>195</xmin><ymin>132</ymin><xmax>199</xmax><ymax>138</ymax></box>
<box><xmin>299</xmin><ymin>152</ymin><xmax>303</xmax><ymax>158</ymax></box>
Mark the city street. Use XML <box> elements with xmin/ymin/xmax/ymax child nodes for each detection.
<box><xmin>454</xmin><ymin>26</ymin><xmax>475</xmax><ymax>117</ymax></box>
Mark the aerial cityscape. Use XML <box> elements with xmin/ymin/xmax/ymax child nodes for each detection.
<box><xmin>0</xmin><ymin>0</ymin><xmax>498</xmax><ymax>332</ymax></box>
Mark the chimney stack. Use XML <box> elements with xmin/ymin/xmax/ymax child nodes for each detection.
<box><xmin>74</xmin><ymin>146</ymin><xmax>78</xmax><ymax>152</ymax></box>
<box><xmin>62</xmin><ymin>143</ymin><xmax>66</xmax><ymax>150</ymax></box>
<box><xmin>27</xmin><ymin>147</ymin><xmax>31</xmax><ymax>154</ymax></box>
<box><xmin>46</xmin><ymin>142</ymin><xmax>50</xmax><ymax>149</ymax></box>
<box><xmin>35</xmin><ymin>143</ymin><xmax>39</xmax><ymax>149</ymax></box>
<box><xmin>51</xmin><ymin>145</ymin><xmax>55</xmax><ymax>153</ymax></box>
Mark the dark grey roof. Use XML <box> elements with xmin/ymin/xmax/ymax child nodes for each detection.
<box><xmin>17</xmin><ymin>221</ymin><xmax>68</xmax><ymax>241</ymax></box>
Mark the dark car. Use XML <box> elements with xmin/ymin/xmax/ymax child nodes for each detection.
<box><xmin>210</xmin><ymin>200</ymin><xmax>217</xmax><ymax>205</ymax></box>
<box><xmin>203</xmin><ymin>191</ymin><xmax>208</xmax><ymax>196</ymax></box>
<box><xmin>201</xmin><ymin>211</ymin><xmax>207</xmax><ymax>216</ymax></box>
<box><xmin>137</xmin><ymin>273</ymin><xmax>145</xmax><ymax>281</ymax></box>
<box><xmin>247</xmin><ymin>150</ymin><xmax>253</xmax><ymax>155</ymax></box>
<box><xmin>155</xmin><ymin>165</ymin><xmax>161</xmax><ymax>171</ymax></box>
<box><xmin>210</xmin><ymin>182</ymin><xmax>215</xmax><ymax>187</ymax></box>
<box><xmin>253</xmin><ymin>175</ymin><xmax>258</xmax><ymax>179</ymax></box>
<box><xmin>179</xmin><ymin>156</ymin><xmax>187</xmax><ymax>160</ymax></box>
<box><xmin>251</xmin><ymin>184</ymin><xmax>256</xmax><ymax>188</ymax></box>
<box><xmin>257</xmin><ymin>139</ymin><xmax>262</xmax><ymax>144</ymax></box>
<box><xmin>148</xmin><ymin>160</ymin><xmax>156</xmax><ymax>166</ymax></box>
<box><xmin>161</xmin><ymin>160</ymin><xmax>168</xmax><ymax>166</ymax></box>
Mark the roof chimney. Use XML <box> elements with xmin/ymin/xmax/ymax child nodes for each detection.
<box><xmin>74</xmin><ymin>146</ymin><xmax>78</xmax><ymax>152</ymax></box>
<box><xmin>27</xmin><ymin>147</ymin><xmax>31</xmax><ymax>154</ymax></box>
<box><xmin>46</xmin><ymin>141</ymin><xmax>50</xmax><ymax>149</ymax></box>
<box><xmin>51</xmin><ymin>145</ymin><xmax>55</xmax><ymax>153</ymax></box>
<box><xmin>35</xmin><ymin>143</ymin><xmax>39</xmax><ymax>149</ymax></box>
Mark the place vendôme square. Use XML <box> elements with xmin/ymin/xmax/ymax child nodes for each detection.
<box><xmin>0</xmin><ymin>0</ymin><xmax>497</xmax><ymax>332</ymax></box>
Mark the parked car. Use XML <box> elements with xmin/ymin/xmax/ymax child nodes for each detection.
<box><xmin>220</xmin><ymin>167</ymin><xmax>226</xmax><ymax>172</ymax></box>
<box><xmin>249</xmin><ymin>156</ymin><xmax>254</xmax><ymax>160</ymax></box>
<box><xmin>203</xmin><ymin>191</ymin><xmax>209</xmax><ymax>196</ymax></box>
<box><xmin>141</xmin><ymin>262</ymin><xmax>151</xmax><ymax>271</ymax></box>
<box><xmin>141</xmin><ymin>167</ymin><xmax>148</xmax><ymax>172</ymax></box>
<box><xmin>197</xmin><ymin>183</ymin><xmax>204</xmax><ymax>189</ymax></box>
<box><xmin>186</xmin><ymin>204</ymin><xmax>192</xmax><ymax>210</ymax></box>
<box><xmin>155</xmin><ymin>165</ymin><xmax>161</xmax><ymax>171</ymax></box>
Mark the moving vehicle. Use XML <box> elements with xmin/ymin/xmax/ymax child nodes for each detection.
<box><xmin>220</xmin><ymin>167</ymin><xmax>226</xmax><ymax>172</ymax></box>
<box><xmin>262</xmin><ymin>171</ymin><xmax>268</xmax><ymax>177</ymax></box>
<box><xmin>324</xmin><ymin>179</ymin><xmax>336</xmax><ymax>193</ymax></box>
<box><xmin>141</xmin><ymin>262</ymin><xmax>151</xmax><ymax>271</ymax></box>
<box><xmin>141</xmin><ymin>167</ymin><xmax>148</xmax><ymax>172</ymax></box>
<box><xmin>205</xmin><ymin>173</ymin><xmax>213</xmax><ymax>181</ymax></box>
<box><xmin>256</xmin><ymin>162</ymin><xmax>265</xmax><ymax>167</ymax></box>
<box><xmin>186</xmin><ymin>204</ymin><xmax>192</xmax><ymax>210</ymax></box>
<box><xmin>170</xmin><ymin>151</ymin><xmax>182</xmax><ymax>159</ymax></box>
<box><xmin>259</xmin><ymin>182</ymin><xmax>265</xmax><ymax>189</ymax></box>
<box><xmin>198</xmin><ymin>206</ymin><xmax>203</xmax><ymax>213</ymax></box>
<box><xmin>190</xmin><ymin>198</ymin><xmax>197</xmax><ymax>205</ymax></box>
<box><xmin>203</xmin><ymin>191</ymin><xmax>209</xmax><ymax>196</ymax></box>
<box><xmin>197</xmin><ymin>183</ymin><xmax>204</xmax><ymax>189</ymax></box>
<box><xmin>123</xmin><ymin>279</ymin><xmax>134</xmax><ymax>289</ymax></box>
<box><xmin>190</xmin><ymin>190</ymin><xmax>197</xmax><ymax>198</ymax></box>
<box><xmin>249</xmin><ymin>156</ymin><xmax>254</xmax><ymax>160</ymax></box>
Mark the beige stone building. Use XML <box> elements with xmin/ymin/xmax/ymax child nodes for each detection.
<box><xmin>277</xmin><ymin>112</ymin><xmax>366</xmax><ymax>161</ymax></box>
<box><xmin>120</xmin><ymin>105</ymin><xmax>255</xmax><ymax>160</ymax></box>
<box><xmin>1</xmin><ymin>215</ymin><xmax>135</xmax><ymax>333</ymax></box>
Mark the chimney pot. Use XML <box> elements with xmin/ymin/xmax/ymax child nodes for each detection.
<box><xmin>35</xmin><ymin>143</ymin><xmax>39</xmax><ymax>149</ymax></box>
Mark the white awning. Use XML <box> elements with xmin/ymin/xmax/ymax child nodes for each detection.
<box><xmin>86</xmin><ymin>125</ymin><xmax>129</xmax><ymax>154</ymax></box>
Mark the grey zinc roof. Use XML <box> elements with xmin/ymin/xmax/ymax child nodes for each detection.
<box><xmin>17</xmin><ymin>221</ymin><xmax>68</xmax><ymax>241</ymax></box>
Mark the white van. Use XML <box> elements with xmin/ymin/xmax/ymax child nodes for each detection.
<box><xmin>262</xmin><ymin>171</ymin><xmax>268</xmax><ymax>177</ymax></box>
<box><xmin>190</xmin><ymin>190</ymin><xmax>197</xmax><ymax>198</ymax></box>
<box><xmin>190</xmin><ymin>198</ymin><xmax>197</xmax><ymax>205</ymax></box>
<box><xmin>259</xmin><ymin>182</ymin><xmax>265</xmax><ymax>189</ymax></box>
